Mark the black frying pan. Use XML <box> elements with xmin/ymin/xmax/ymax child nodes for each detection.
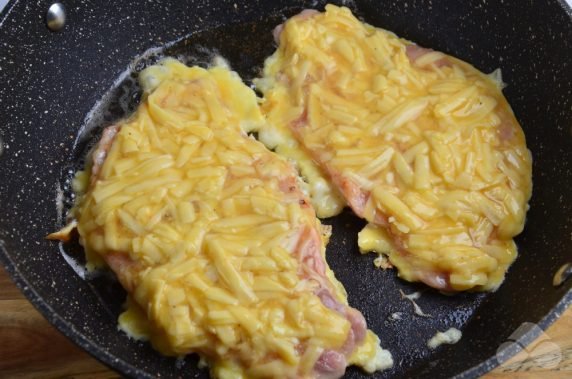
<box><xmin>0</xmin><ymin>0</ymin><xmax>571</xmax><ymax>377</ymax></box>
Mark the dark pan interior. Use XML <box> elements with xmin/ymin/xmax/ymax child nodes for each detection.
<box><xmin>0</xmin><ymin>0</ymin><xmax>571</xmax><ymax>378</ymax></box>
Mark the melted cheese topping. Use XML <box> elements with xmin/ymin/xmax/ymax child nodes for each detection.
<box><xmin>257</xmin><ymin>4</ymin><xmax>532</xmax><ymax>291</ymax></box>
<box><xmin>256</xmin><ymin>124</ymin><xmax>346</xmax><ymax>219</ymax></box>
<box><xmin>74</xmin><ymin>59</ymin><xmax>387</xmax><ymax>377</ymax></box>
<box><xmin>254</xmin><ymin>71</ymin><xmax>346</xmax><ymax>219</ymax></box>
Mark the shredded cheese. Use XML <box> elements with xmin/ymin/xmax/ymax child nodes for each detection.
<box><xmin>73</xmin><ymin>58</ymin><xmax>389</xmax><ymax>377</ymax></box>
<box><xmin>256</xmin><ymin>4</ymin><xmax>532</xmax><ymax>291</ymax></box>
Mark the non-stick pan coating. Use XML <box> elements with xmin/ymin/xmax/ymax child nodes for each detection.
<box><xmin>0</xmin><ymin>1</ymin><xmax>571</xmax><ymax>378</ymax></box>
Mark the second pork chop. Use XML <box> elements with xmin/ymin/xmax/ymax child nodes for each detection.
<box><xmin>256</xmin><ymin>4</ymin><xmax>532</xmax><ymax>292</ymax></box>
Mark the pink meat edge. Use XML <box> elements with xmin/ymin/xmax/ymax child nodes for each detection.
<box><xmin>90</xmin><ymin>124</ymin><xmax>120</xmax><ymax>186</ymax></box>
<box><xmin>405</xmin><ymin>44</ymin><xmax>451</xmax><ymax>68</ymax></box>
<box><xmin>292</xmin><ymin>222</ymin><xmax>368</xmax><ymax>377</ymax></box>
<box><xmin>273</xmin><ymin>9</ymin><xmax>320</xmax><ymax>44</ymax></box>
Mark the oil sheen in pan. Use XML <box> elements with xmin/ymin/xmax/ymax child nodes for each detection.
<box><xmin>56</xmin><ymin>16</ymin><xmax>490</xmax><ymax>379</ymax></box>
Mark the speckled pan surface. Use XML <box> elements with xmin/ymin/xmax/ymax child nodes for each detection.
<box><xmin>0</xmin><ymin>0</ymin><xmax>571</xmax><ymax>378</ymax></box>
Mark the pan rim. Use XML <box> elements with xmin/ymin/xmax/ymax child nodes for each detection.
<box><xmin>0</xmin><ymin>244</ymin><xmax>156</xmax><ymax>379</ymax></box>
<box><xmin>556</xmin><ymin>0</ymin><xmax>572</xmax><ymax>16</ymax></box>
